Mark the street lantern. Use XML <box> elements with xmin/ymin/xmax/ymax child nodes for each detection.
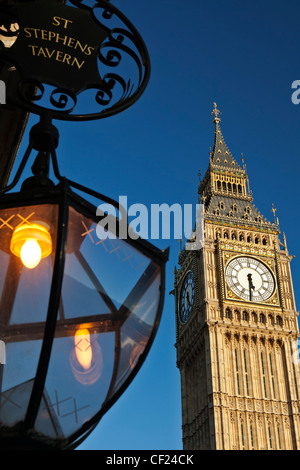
<box><xmin>0</xmin><ymin>0</ymin><xmax>168</xmax><ymax>450</ymax></box>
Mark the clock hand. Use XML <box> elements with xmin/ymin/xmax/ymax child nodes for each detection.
<box><xmin>247</xmin><ymin>273</ymin><xmax>255</xmax><ymax>301</ymax></box>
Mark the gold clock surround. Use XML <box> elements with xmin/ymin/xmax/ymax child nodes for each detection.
<box><xmin>220</xmin><ymin>248</ymin><xmax>281</xmax><ymax>307</ymax></box>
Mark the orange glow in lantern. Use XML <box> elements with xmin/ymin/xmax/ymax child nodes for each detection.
<box><xmin>74</xmin><ymin>328</ymin><xmax>93</xmax><ymax>370</ymax></box>
<box><xmin>10</xmin><ymin>222</ymin><xmax>52</xmax><ymax>269</ymax></box>
<box><xmin>20</xmin><ymin>239</ymin><xmax>42</xmax><ymax>269</ymax></box>
<box><xmin>70</xmin><ymin>329</ymin><xmax>103</xmax><ymax>385</ymax></box>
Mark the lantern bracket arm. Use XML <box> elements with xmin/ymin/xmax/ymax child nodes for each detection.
<box><xmin>0</xmin><ymin>138</ymin><xmax>34</xmax><ymax>194</ymax></box>
<box><xmin>0</xmin><ymin>115</ymin><xmax>59</xmax><ymax>194</ymax></box>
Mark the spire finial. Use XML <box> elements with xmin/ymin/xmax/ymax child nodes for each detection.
<box><xmin>271</xmin><ymin>203</ymin><xmax>277</xmax><ymax>223</ymax></box>
<box><xmin>211</xmin><ymin>102</ymin><xmax>221</xmax><ymax>122</ymax></box>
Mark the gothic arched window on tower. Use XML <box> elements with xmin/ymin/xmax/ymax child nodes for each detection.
<box><xmin>261</xmin><ymin>352</ymin><xmax>268</xmax><ymax>398</ymax></box>
<box><xmin>268</xmin><ymin>427</ymin><xmax>273</xmax><ymax>449</ymax></box>
<box><xmin>277</xmin><ymin>427</ymin><xmax>282</xmax><ymax>450</ymax></box>
<box><xmin>250</xmin><ymin>425</ymin><xmax>255</xmax><ymax>449</ymax></box>
<box><xmin>243</xmin><ymin>349</ymin><xmax>250</xmax><ymax>396</ymax></box>
<box><xmin>259</xmin><ymin>313</ymin><xmax>266</xmax><ymax>324</ymax></box>
<box><xmin>242</xmin><ymin>311</ymin><xmax>248</xmax><ymax>321</ymax></box>
<box><xmin>225</xmin><ymin>308</ymin><xmax>231</xmax><ymax>319</ymax></box>
<box><xmin>269</xmin><ymin>353</ymin><xmax>276</xmax><ymax>398</ymax></box>
<box><xmin>234</xmin><ymin>349</ymin><xmax>241</xmax><ymax>395</ymax></box>
<box><xmin>241</xmin><ymin>423</ymin><xmax>245</xmax><ymax>450</ymax></box>
<box><xmin>252</xmin><ymin>312</ymin><xmax>257</xmax><ymax>322</ymax></box>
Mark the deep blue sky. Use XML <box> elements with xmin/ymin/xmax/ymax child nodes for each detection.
<box><xmin>13</xmin><ymin>0</ymin><xmax>300</xmax><ymax>450</ymax></box>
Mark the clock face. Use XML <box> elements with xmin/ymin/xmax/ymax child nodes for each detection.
<box><xmin>225</xmin><ymin>256</ymin><xmax>275</xmax><ymax>303</ymax></box>
<box><xmin>179</xmin><ymin>271</ymin><xmax>195</xmax><ymax>324</ymax></box>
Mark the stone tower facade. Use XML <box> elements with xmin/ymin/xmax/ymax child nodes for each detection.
<box><xmin>174</xmin><ymin>104</ymin><xmax>300</xmax><ymax>450</ymax></box>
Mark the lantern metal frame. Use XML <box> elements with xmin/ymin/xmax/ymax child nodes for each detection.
<box><xmin>0</xmin><ymin>119</ymin><xmax>168</xmax><ymax>450</ymax></box>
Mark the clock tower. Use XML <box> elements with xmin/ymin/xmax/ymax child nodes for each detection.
<box><xmin>174</xmin><ymin>104</ymin><xmax>300</xmax><ymax>450</ymax></box>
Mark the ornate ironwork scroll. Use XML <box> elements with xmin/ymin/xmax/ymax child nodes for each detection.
<box><xmin>0</xmin><ymin>0</ymin><xmax>150</xmax><ymax>121</ymax></box>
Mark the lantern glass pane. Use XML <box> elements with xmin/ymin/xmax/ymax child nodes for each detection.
<box><xmin>35</xmin><ymin>206</ymin><xmax>162</xmax><ymax>442</ymax></box>
<box><xmin>107</xmin><ymin>270</ymin><xmax>160</xmax><ymax>400</ymax></box>
<box><xmin>0</xmin><ymin>204</ymin><xmax>58</xmax><ymax>430</ymax></box>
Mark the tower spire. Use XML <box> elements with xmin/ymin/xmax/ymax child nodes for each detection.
<box><xmin>209</xmin><ymin>102</ymin><xmax>241</xmax><ymax>170</ymax></box>
<box><xmin>197</xmin><ymin>104</ymin><xmax>278</xmax><ymax>229</ymax></box>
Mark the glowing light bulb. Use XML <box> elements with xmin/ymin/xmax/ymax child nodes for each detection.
<box><xmin>20</xmin><ymin>239</ymin><xmax>42</xmax><ymax>269</ymax></box>
<box><xmin>74</xmin><ymin>329</ymin><xmax>92</xmax><ymax>370</ymax></box>
<box><xmin>10</xmin><ymin>221</ymin><xmax>52</xmax><ymax>269</ymax></box>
